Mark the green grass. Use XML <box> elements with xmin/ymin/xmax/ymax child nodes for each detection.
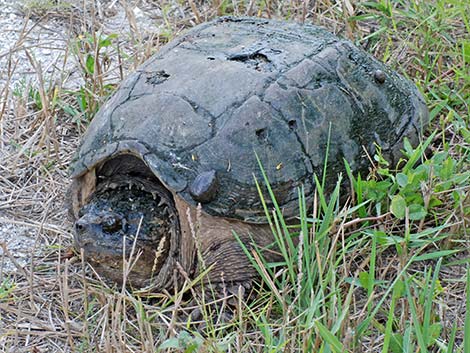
<box><xmin>235</xmin><ymin>134</ymin><xmax>468</xmax><ymax>351</ymax></box>
<box><xmin>75</xmin><ymin>0</ymin><xmax>468</xmax><ymax>351</ymax></box>
<box><xmin>3</xmin><ymin>0</ymin><xmax>469</xmax><ymax>352</ymax></box>
<box><xmin>158</xmin><ymin>1</ymin><xmax>469</xmax><ymax>351</ymax></box>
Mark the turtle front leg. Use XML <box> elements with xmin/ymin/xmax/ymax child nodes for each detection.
<box><xmin>174</xmin><ymin>196</ymin><xmax>277</xmax><ymax>312</ymax></box>
<box><xmin>180</xmin><ymin>220</ymin><xmax>269</xmax><ymax>325</ymax></box>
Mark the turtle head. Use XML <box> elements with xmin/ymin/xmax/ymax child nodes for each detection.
<box><xmin>75</xmin><ymin>210</ymin><xmax>125</xmax><ymax>240</ymax></box>
<box><xmin>73</xmin><ymin>176</ymin><xmax>178</xmax><ymax>288</ymax></box>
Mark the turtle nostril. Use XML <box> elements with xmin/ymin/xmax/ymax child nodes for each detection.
<box><xmin>75</xmin><ymin>222</ymin><xmax>85</xmax><ymax>232</ymax></box>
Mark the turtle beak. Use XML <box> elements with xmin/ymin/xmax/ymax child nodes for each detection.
<box><xmin>74</xmin><ymin>211</ymin><xmax>130</xmax><ymax>262</ymax></box>
<box><xmin>74</xmin><ymin>213</ymin><xmax>103</xmax><ymax>248</ymax></box>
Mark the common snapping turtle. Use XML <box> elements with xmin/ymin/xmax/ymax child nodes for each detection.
<box><xmin>68</xmin><ymin>17</ymin><xmax>428</xmax><ymax>292</ymax></box>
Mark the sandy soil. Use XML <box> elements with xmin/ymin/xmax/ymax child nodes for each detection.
<box><xmin>0</xmin><ymin>0</ymin><xmax>166</xmax><ymax>279</ymax></box>
<box><xmin>1</xmin><ymin>2</ymin><xmax>468</xmax><ymax>352</ymax></box>
<box><xmin>0</xmin><ymin>0</ymin><xmax>63</xmax><ymax>273</ymax></box>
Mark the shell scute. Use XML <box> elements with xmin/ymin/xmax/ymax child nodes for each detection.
<box><xmin>71</xmin><ymin>17</ymin><xmax>428</xmax><ymax>222</ymax></box>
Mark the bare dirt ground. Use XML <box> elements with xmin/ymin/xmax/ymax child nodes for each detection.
<box><xmin>0</xmin><ymin>0</ymin><xmax>160</xmax><ymax>273</ymax></box>
<box><xmin>0</xmin><ymin>1</ymin><xmax>174</xmax><ymax>350</ymax></box>
<box><xmin>0</xmin><ymin>2</ymin><xmax>346</xmax><ymax>274</ymax></box>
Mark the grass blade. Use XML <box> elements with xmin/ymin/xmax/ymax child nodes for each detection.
<box><xmin>314</xmin><ymin>320</ymin><xmax>344</xmax><ymax>353</ymax></box>
<box><xmin>464</xmin><ymin>266</ymin><xmax>470</xmax><ymax>352</ymax></box>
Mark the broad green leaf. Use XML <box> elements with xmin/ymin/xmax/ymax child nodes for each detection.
<box><xmin>402</xmin><ymin>138</ymin><xmax>414</xmax><ymax>156</ymax></box>
<box><xmin>391</xmin><ymin>195</ymin><xmax>406</xmax><ymax>219</ymax></box>
<box><xmin>60</xmin><ymin>103</ymin><xmax>79</xmax><ymax>118</ymax></box>
<box><xmin>158</xmin><ymin>338</ymin><xmax>180</xmax><ymax>350</ymax></box>
<box><xmin>392</xmin><ymin>280</ymin><xmax>405</xmax><ymax>299</ymax></box>
<box><xmin>426</xmin><ymin>323</ymin><xmax>442</xmax><ymax>347</ymax></box>
<box><xmin>396</xmin><ymin>173</ymin><xmax>408</xmax><ymax>187</ymax></box>
<box><xmin>428</xmin><ymin>197</ymin><xmax>443</xmax><ymax>208</ymax></box>
<box><xmin>86</xmin><ymin>54</ymin><xmax>95</xmax><ymax>74</ymax></box>
<box><xmin>359</xmin><ymin>271</ymin><xmax>370</xmax><ymax>289</ymax></box>
<box><xmin>390</xmin><ymin>333</ymin><xmax>404</xmax><ymax>353</ymax></box>
<box><xmin>99</xmin><ymin>33</ymin><xmax>118</xmax><ymax>47</ymax></box>
<box><xmin>439</xmin><ymin>157</ymin><xmax>456</xmax><ymax>180</ymax></box>
<box><xmin>408</xmin><ymin>204</ymin><xmax>427</xmax><ymax>220</ymax></box>
<box><xmin>372</xmin><ymin>230</ymin><xmax>389</xmax><ymax>245</ymax></box>
<box><xmin>185</xmin><ymin>342</ymin><xmax>201</xmax><ymax>353</ymax></box>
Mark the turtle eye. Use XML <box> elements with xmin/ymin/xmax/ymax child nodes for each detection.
<box><xmin>101</xmin><ymin>215</ymin><xmax>122</xmax><ymax>233</ymax></box>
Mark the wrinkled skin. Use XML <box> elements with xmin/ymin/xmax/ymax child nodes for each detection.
<box><xmin>74</xmin><ymin>176</ymin><xmax>179</xmax><ymax>287</ymax></box>
<box><xmin>69</xmin><ymin>17</ymin><xmax>428</xmax><ymax>302</ymax></box>
<box><xmin>70</xmin><ymin>156</ymin><xmax>278</xmax><ymax>299</ymax></box>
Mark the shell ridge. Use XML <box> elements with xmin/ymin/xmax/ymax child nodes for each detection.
<box><xmin>182</xmin><ymin>60</ymin><xmax>300</xmax><ymax>169</ymax></box>
<box><xmin>71</xmin><ymin>16</ymin><xmax>429</xmax><ymax>222</ymax></box>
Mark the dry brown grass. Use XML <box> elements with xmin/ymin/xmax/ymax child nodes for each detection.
<box><xmin>1</xmin><ymin>0</ymin><xmax>469</xmax><ymax>352</ymax></box>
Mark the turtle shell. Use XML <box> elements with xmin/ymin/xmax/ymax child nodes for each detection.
<box><xmin>70</xmin><ymin>17</ymin><xmax>428</xmax><ymax>223</ymax></box>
